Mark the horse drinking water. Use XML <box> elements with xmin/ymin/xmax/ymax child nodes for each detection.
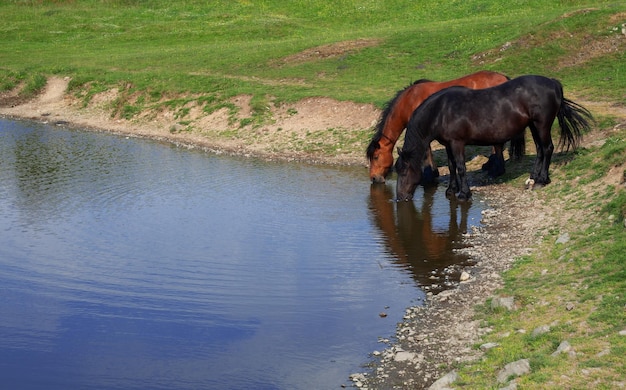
<box><xmin>395</xmin><ymin>75</ymin><xmax>593</xmax><ymax>201</ymax></box>
<box><xmin>366</xmin><ymin>70</ymin><xmax>526</xmax><ymax>183</ymax></box>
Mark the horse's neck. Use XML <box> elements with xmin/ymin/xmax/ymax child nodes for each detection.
<box><xmin>380</xmin><ymin>85</ymin><xmax>423</xmax><ymax>147</ymax></box>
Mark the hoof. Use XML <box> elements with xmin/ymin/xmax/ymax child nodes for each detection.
<box><xmin>457</xmin><ymin>191</ymin><xmax>472</xmax><ymax>201</ymax></box>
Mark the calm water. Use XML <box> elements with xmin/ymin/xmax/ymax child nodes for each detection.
<box><xmin>0</xmin><ymin>119</ymin><xmax>484</xmax><ymax>389</ymax></box>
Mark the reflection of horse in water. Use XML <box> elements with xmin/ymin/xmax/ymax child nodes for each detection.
<box><xmin>368</xmin><ymin>184</ymin><xmax>472</xmax><ymax>293</ymax></box>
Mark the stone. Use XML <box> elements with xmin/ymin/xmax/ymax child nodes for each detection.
<box><xmin>394</xmin><ymin>350</ymin><xmax>418</xmax><ymax>362</ymax></box>
<box><xmin>551</xmin><ymin>340</ymin><xmax>572</xmax><ymax>356</ymax></box>
<box><xmin>350</xmin><ymin>373</ymin><xmax>366</xmax><ymax>388</ymax></box>
<box><xmin>460</xmin><ymin>271</ymin><xmax>471</xmax><ymax>282</ymax></box>
<box><xmin>491</xmin><ymin>296</ymin><xmax>515</xmax><ymax>311</ymax></box>
<box><xmin>480</xmin><ymin>342</ymin><xmax>500</xmax><ymax>351</ymax></box>
<box><xmin>499</xmin><ymin>380</ymin><xmax>518</xmax><ymax>390</ymax></box>
<box><xmin>556</xmin><ymin>233</ymin><xmax>570</xmax><ymax>244</ymax></box>
<box><xmin>532</xmin><ymin>325</ymin><xmax>551</xmax><ymax>337</ymax></box>
<box><xmin>497</xmin><ymin>359</ymin><xmax>531</xmax><ymax>383</ymax></box>
<box><xmin>428</xmin><ymin>370</ymin><xmax>458</xmax><ymax>390</ymax></box>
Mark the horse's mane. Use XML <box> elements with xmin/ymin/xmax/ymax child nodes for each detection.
<box><xmin>366</xmin><ymin>79</ymin><xmax>433</xmax><ymax>160</ymax></box>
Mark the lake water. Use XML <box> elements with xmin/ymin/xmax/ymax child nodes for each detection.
<box><xmin>0</xmin><ymin>119</ymin><xmax>484</xmax><ymax>389</ymax></box>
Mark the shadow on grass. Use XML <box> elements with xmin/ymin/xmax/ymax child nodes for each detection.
<box><xmin>426</xmin><ymin>145</ymin><xmax>580</xmax><ymax>192</ymax></box>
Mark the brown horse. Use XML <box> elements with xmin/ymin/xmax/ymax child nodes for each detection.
<box><xmin>366</xmin><ymin>70</ymin><xmax>526</xmax><ymax>183</ymax></box>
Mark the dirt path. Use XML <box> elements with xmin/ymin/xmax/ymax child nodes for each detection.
<box><xmin>2</xmin><ymin>78</ymin><xmax>625</xmax><ymax>389</ymax></box>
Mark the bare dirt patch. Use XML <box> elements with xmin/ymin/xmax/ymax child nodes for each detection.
<box><xmin>272</xmin><ymin>38</ymin><xmax>381</xmax><ymax>65</ymax></box>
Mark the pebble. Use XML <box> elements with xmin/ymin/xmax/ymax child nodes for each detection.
<box><xmin>428</xmin><ymin>370</ymin><xmax>458</xmax><ymax>389</ymax></box>
<box><xmin>551</xmin><ymin>340</ymin><xmax>573</xmax><ymax>356</ymax></box>
<box><xmin>394</xmin><ymin>351</ymin><xmax>418</xmax><ymax>362</ymax></box>
<box><xmin>480</xmin><ymin>342</ymin><xmax>500</xmax><ymax>351</ymax></box>
<box><xmin>532</xmin><ymin>324</ymin><xmax>551</xmax><ymax>337</ymax></box>
<box><xmin>491</xmin><ymin>296</ymin><xmax>516</xmax><ymax>311</ymax></box>
<box><xmin>555</xmin><ymin>233</ymin><xmax>570</xmax><ymax>244</ymax></box>
<box><xmin>497</xmin><ymin>359</ymin><xmax>531</xmax><ymax>383</ymax></box>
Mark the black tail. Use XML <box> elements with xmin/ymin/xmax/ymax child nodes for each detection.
<box><xmin>557</xmin><ymin>97</ymin><xmax>594</xmax><ymax>151</ymax></box>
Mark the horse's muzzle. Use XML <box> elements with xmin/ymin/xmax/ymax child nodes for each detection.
<box><xmin>371</xmin><ymin>175</ymin><xmax>386</xmax><ymax>184</ymax></box>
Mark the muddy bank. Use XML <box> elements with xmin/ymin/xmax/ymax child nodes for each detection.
<box><xmin>0</xmin><ymin>77</ymin><xmax>378</xmax><ymax>166</ymax></box>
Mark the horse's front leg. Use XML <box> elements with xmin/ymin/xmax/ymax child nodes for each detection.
<box><xmin>451</xmin><ymin>142</ymin><xmax>471</xmax><ymax>200</ymax></box>
<box><xmin>445</xmin><ymin>146</ymin><xmax>459</xmax><ymax>198</ymax></box>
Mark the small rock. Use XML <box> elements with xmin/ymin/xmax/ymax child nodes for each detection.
<box><xmin>551</xmin><ymin>340</ymin><xmax>572</xmax><ymax>356</ymax></box>
<box><xmin>491</xmin><ymin>296</ymin><xmax>515</xmax><ymax>311</ymax></box>
<box><xmin>618</xmin><ymin>329</ymin><xmax>626</xmax><ymax>336</ymax></box>
<box><xmin>565</xmin><ymin>302</ymin><xmax>575</xmax><ymax>311</ymax></box>
<box><xmin>460</xmin><ymin>271</ymin><xmax>471</xmax><ymax>282</ymax></box>
<box><xmin>532</xmin><ymin>325</ymin><xmax>551</xmax><ymax>337</ymax></box>
<box><xmin>379</xmin><ymin>312</ymin><xmax>387</xmax><ymax>318</ymax></box>
<box><xmin>428</xmin><ymin>370</ymin><xmax>458</xmax><ymax>390</ymax></box>
<box><xmin>596</xmin><ymin>348</ymin><xmax>610</xmax><ymax>357</ymax></box>
<box><xmin>499</xmin><ymin>380</ymin><xmax>518</xmax><ymax>390</ymax></box>
<box><xmin>394</xmin><ymin>351</ymin><xmax>417</xmax><ymax>362</ymax></box>
<box><xmin>480</xmin><ymin>342</ymin><xmax>500</xmax><ymax>351</ymax></box>
<box><xmin>349</xmin><ymin>373</ymin><xmax>366</xmax><ymax>387</ymax></box>
<box><xmin>556</xmin><ymin>233</ymin><xmax>570</xmax><ymax>244</ymax></box>
<box><xmin>497</xmin><ymin>359</ymin><xmax>531</xmax><ymax>383</ymax></box>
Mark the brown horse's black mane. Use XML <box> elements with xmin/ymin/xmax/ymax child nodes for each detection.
<box><xmin>366</xmin><ymin>79</ymin><xmax>433</xmax><ymax>160</ymax></box>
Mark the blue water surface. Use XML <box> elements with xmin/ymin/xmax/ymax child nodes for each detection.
<box><xmin>0</xmin><ymin>119</ymin><xmax>483</xmax><ymax>389</ymax></box>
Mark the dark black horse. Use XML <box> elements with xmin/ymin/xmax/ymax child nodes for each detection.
<box><xmin>395</xmin><ymin>75</ymin><xmax>593</xmax><ymax>201</ymax></box>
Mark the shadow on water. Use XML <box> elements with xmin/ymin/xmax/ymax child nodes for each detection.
<box><xmin>368</xmin><ymin>183</ymin><xmax>477</xmax><ymax>294</ymax></box>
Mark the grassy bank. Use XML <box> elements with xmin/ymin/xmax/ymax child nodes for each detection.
<box><xmin>2</xmin><ymin>0</ymin><xmax>626</xmax><ymax>387</ymax></box>
<box><xmin>455</xmin><ymin>135</ymin><xmax>626</xmax><ymax>388</ymax></box>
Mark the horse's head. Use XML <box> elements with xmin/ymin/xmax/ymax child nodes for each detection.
<box><xmin>367</xmin><ymin>140</ymin><xmax>394</xmax><ymax>183</ymax></box>
<box><xmin>395</xmin><ymin>148</ymin><xmax>422</xmax><ymax>201</ymax></box>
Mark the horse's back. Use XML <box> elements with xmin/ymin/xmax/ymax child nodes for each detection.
<box><xmin>411</xmin><ymin>75</ymin><xmax>561</xmax><ymax>144</ymax></box>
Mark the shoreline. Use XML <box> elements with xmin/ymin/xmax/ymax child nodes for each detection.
<box><xmin>1</xmin><ymin>78</ymin><xmax>557</xmax><ymax>389</ymax></box>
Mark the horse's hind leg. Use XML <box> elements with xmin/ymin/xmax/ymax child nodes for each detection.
<box><xmin>529</xmin><ymin>122</ymin><xmax>554</xmax><ymax>186</ymax></box>
<box><xmin>447</xmin><ymin>142</ymin><xmax>471</xmax><ymax>200</ymax></box>
<box><xmin>482</xmin><ymin>144</ymin><xmax>506</xmax><ymax>177</ymax></box>
<box><xmin>421</xmin><ymin>145</ymin><xmax>439</xmax><ymax>185</ymax></box>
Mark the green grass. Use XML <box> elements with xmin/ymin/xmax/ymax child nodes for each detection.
<box><xmin>456</xmin><ymin>128</ymin><xmax>626</xmax><ymax>388</ymax></box>
<box><xmin>1</xmin><ymin>0</ymin><xmax>625</xmax><ymax>107</ymax></box>
<box><xmin>2</xmin><ymin>1</ymin><xmax>626</xmax><ymax>387</ymax></box>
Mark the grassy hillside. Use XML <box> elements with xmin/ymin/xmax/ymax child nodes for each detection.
<box><xmin>2</xmin><ymin>1</ymin><xmax>626</xmax><ymax>388</ymax></box>
<box><xmin>1</xmin><ymin>0</ymin><xmax>625</xmax><ymax>108</ymax></box>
